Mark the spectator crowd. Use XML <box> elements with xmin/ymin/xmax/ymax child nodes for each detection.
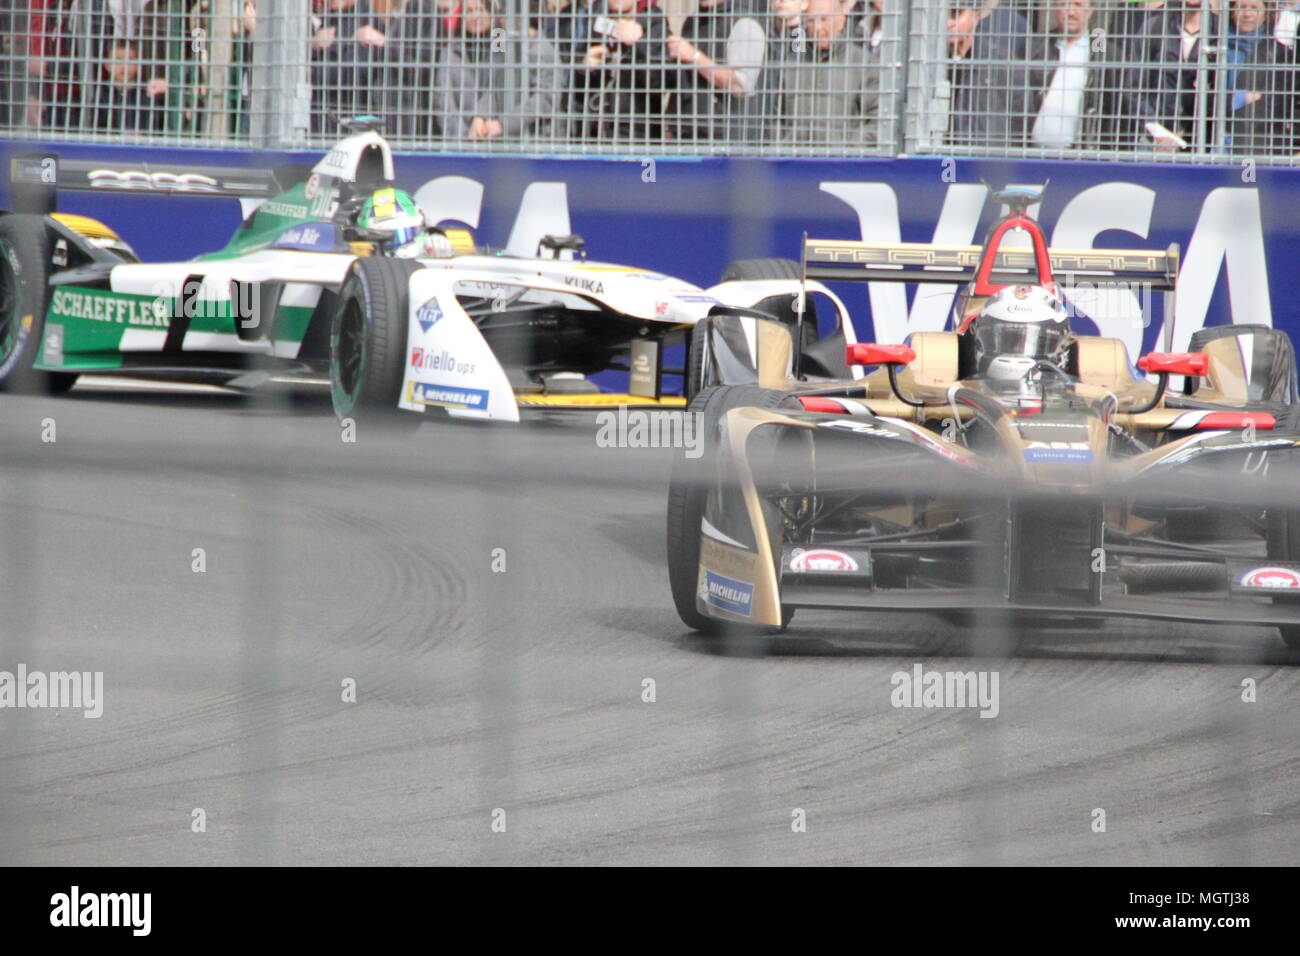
<box><xmin>3</xmin><ymin>0</ymin><xmax>1300</xmax><ymax>155</ymax></box>
<box><xmin>948</xmin><ymin>0</ymin><xmax>1300</xmax><ymax>155</ymax></box>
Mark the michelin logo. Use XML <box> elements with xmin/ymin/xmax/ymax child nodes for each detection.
<box><xmin>412</xmin><ymin>382</ymin><xmax>489</xmax><ymax>410</ymax></box>
<box><xmin>416</xmin><ymin>296</ymin><xmax>444</xmax><ymax>334</ymax></box>
<box><xmin>701</xmin><ymin>569</ymin><xmax>754</xmax><ymax>617</ymax></box>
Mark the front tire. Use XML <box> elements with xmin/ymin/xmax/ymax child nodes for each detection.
<box><xmin>329</xmin><ymin>257</ymin><xmax>422</xmax><ymax>421</ymax></box>
<box><xmin>0</xmin><ymin>214</ymin><xmax>78</xmax><ymax>395</ymax></box>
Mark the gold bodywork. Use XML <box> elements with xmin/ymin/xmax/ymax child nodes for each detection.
<box><xmin>692</xmin><ymin>324</ymin><xmax>1263</xmax><ymax>627</ymax></box>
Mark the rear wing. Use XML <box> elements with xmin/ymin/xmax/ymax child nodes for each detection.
<box><xmin>8</xmin><ymin>152</ymin><xmax>279</xmax><ymax>214</ymax></box>
<box><xmin>801</xmin><ymin>238</ymin><xmax>1180</xmax><ymax>291</ymax></box>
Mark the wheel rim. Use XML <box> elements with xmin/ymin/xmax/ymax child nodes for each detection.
<box><xmin>0</xmin><ymin>239</ymin><xmax>28</xmax><ymax>378</ymax></box>
<box><xmin>331</xmin><ymin>297</ymin><xmax>367</xmax><ymax>415</ymax></box>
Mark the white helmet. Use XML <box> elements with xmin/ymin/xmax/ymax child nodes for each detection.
<box><xmin>970</xmin><ymin>284</ymin><xmax>1071</xmax><ymax>379</ymax></box>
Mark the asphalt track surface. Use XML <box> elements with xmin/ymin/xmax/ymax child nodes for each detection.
<box><xmin>1</xmin><ymin>380</ymin><xmax>1298</xmax><ymax>866</ymax></box>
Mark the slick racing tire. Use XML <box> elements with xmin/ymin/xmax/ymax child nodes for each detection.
<box><xmin>720</xmin><ymin>258</ymin><xmax>802</xmax><ymax>283</ymax></box>
<box><xmin>716</xmin><ymin>257</ymin><xmax>819</xmax><ymax>367</ymax></box>
<box><xmin>330</xmin><ymin>256</ymin><xmax>422</xmax><ymax>421</ymax></box>
<box><xmin>0</xmin><ymin>214</ymin><xmax>79</xmax><ymax>395</ymax></box>
<box><xmin>667</xmin><ymin>384</ymin><xmax>794</xmax><ymax>637</ymax></box>
<box><xmin>684</xmin><ymin>315</ymin><xmax>712</xmax><ymax>402</ymax></box>
<box><xmin>1189</xmin><ymin>324</ymin><xmax>1299</xmax><ymax>405</ymax></box>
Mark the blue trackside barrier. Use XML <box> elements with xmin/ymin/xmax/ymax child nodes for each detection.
<box><xmin>2</xmin><ymin>140</ymin><xmax>1294</xmax><ymax>354</ymax></box>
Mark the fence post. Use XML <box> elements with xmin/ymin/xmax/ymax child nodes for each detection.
<box><xmin>888</xmin><ymin>0</ymin><xmax>914</xmax><ymax>155</ymax></box>
<box><xmin>252</xmin><ymin>0</ymin><xmax>310</xmax><ymax>149</ymax></box>
<box><xmin>505</xmin><ymin>0</ymin><xmax>522</xmax><ymax>149</ymax></box>
<box><xmin>205</xmin><ymin>0</ymin><xmax>235</xmax><ymax>142</ymax></box>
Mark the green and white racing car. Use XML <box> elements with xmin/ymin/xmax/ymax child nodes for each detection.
<box><xmin>0</xmin><ymin>121</ymin><xmax>854</xmax><ymax>422</ymax></box>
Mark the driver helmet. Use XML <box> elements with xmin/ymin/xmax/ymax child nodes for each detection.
<box><xmin>357</xmin><ymin>187</ymin><xmax>426</xmax><ymax>255</ymax></box>
<box><xmin>970</xmin><ymin>284</ymin><xmax>1072</xmax><ymax>381</ymax></box>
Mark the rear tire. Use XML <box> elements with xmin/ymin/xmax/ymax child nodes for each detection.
<box><xmin>720</xmin><ymin>258</ymin><xmax>802</xmax><ymax>283</ymax></box>
<box><xmin>329</xmin><ymin>257</ymin><xmax>421</xmax><ymax>422</ymax></box>
<box><xmin>0</xmin><ymin>214</ymin><xmax>79</xmax><ymax>395</ymax></box>
<box><xmin>667</xmin><ymin>384</ymin><xmax>794</xmax><ymax>636</ymax></box>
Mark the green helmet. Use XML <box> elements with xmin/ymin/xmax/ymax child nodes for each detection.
<box><xmin>357</xmin><ymin>187</ymin><xmax>425</xmax><ymax>253</ymax></box>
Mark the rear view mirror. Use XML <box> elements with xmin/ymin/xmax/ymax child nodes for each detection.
<box><xmin>1137</xmin><ymin>351</ymin><xmax>1209</xmax><ymax>376</ymax></box>
<box><xmin>846</xmin><ymin>343</ymin><xmax>915</xmax><ymax>367</ymax></box>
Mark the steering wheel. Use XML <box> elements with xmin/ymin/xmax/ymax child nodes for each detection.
<box><xmin>1028</xmin><ymin>359</ymin><xmax>1073</xmax><ymax>383</ymax></box>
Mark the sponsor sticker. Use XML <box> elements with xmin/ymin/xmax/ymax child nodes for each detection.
<box><xmin>371</xmin><ymin>187</ymin><xmax>396</xmax><ymax>219</ymax></box>
<box><xmin>259</xmin><ymin>199</ymin><xmax>311</xmax><ymax>218</ymax></box>
<box><xmin>42</xmin><ymin>323</ymin><xmax>64</xmax><ymax>367</ymax></box>
<box><xmin>271</xmin><ymin>223</ymin><xmax>336</xmax><ymax>252</ymax></box>
<box><xmin>409</xmin><ymin>347</ymin><xmax>474</xmax><ymax>376</ymax></box>
<box><xmin>87</xmin><ymin>169</ymin><xmax>220</xmax><ymax>193</ymax></box>
<box><xmin>411</xmin><ymin>382</ymin><xmax>489</xmax><ymax>411</ymax></box>
<box><xmin>416</xmin><ymin>296</ymin><xmax>444</xmax><ymax>333</ymax></box>
<box><xmin>701</xmin><ymin>569</ymin><xmax>754</xmax><ymax>617</ymax></box>
<box><xmin>50</xmin><ymin>287</ymin><xmax>170</xmax><ymax>328</ymax></box>
<box><xmin>629</xmin><ymin>337</ymin><xmax>659</xmax><ymax>399</ymax></box>
<box><xmin>319</xmin><ymin>147</ymin><xmax>352</xmax><ymax>174</ymax></box>
<box><xmin>788</xmin><ymin>548</ymin><xmax>859</xmax><ymax>572</ymax></box>
<box><xmin>564</xmin><ymin>276</ymin><xmax>605</xmax><ymax>295</ymax></box>
<box><xmin>1239</xmin><ymin>566</ymin><xmax>1300</xmax><ymax>589</ymax></box>
<box><xmin>1023</xmin><ymin>441</ymin><xmax>1093</xmax><ymax>463</ymax></box>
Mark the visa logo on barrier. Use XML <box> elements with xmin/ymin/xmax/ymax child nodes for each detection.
<box><xmin>411</xmin><ymin>174</ymin><xmax>1270</xmax><ymax>357</ymax></box>
<box><xmin>821</xmin><ymin>181</ymin><xmax>1271</xmax><ymax>356</ymax></box>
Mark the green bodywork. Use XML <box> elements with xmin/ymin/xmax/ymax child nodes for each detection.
<box><xmin>195</xmin><ymin>181</ymin><xmax>341</xmax><ymax>261</ymax></box>
<box><xmin>35</xmin><ymin>284</ymin><xmax>316</xmax><ymax>371</ymax></box>
<box><xmin>33</xmin><ymin>178</ymin><xmax>341</xmax><ymax>373</ymax></box>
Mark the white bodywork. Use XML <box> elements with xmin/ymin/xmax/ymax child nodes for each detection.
<box><xmin>395</xmin><ymin>266</ymin><xmax>858</xmax><ymax>421</ymax></box>
<box><xmin>91</xmin><ymin>131</ymin><xmax>858</xmax><ymax>411</ymax></box>
<box><xmin>101</xmin><ymin>248</ymin><xmax>854</xmax><ymax>413</ymax></box>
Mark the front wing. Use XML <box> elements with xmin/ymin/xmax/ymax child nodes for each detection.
<box><xmin>692</xmin><ymin>406</ymin><xmax>1300</xmax><ymax>630</ymax></box>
